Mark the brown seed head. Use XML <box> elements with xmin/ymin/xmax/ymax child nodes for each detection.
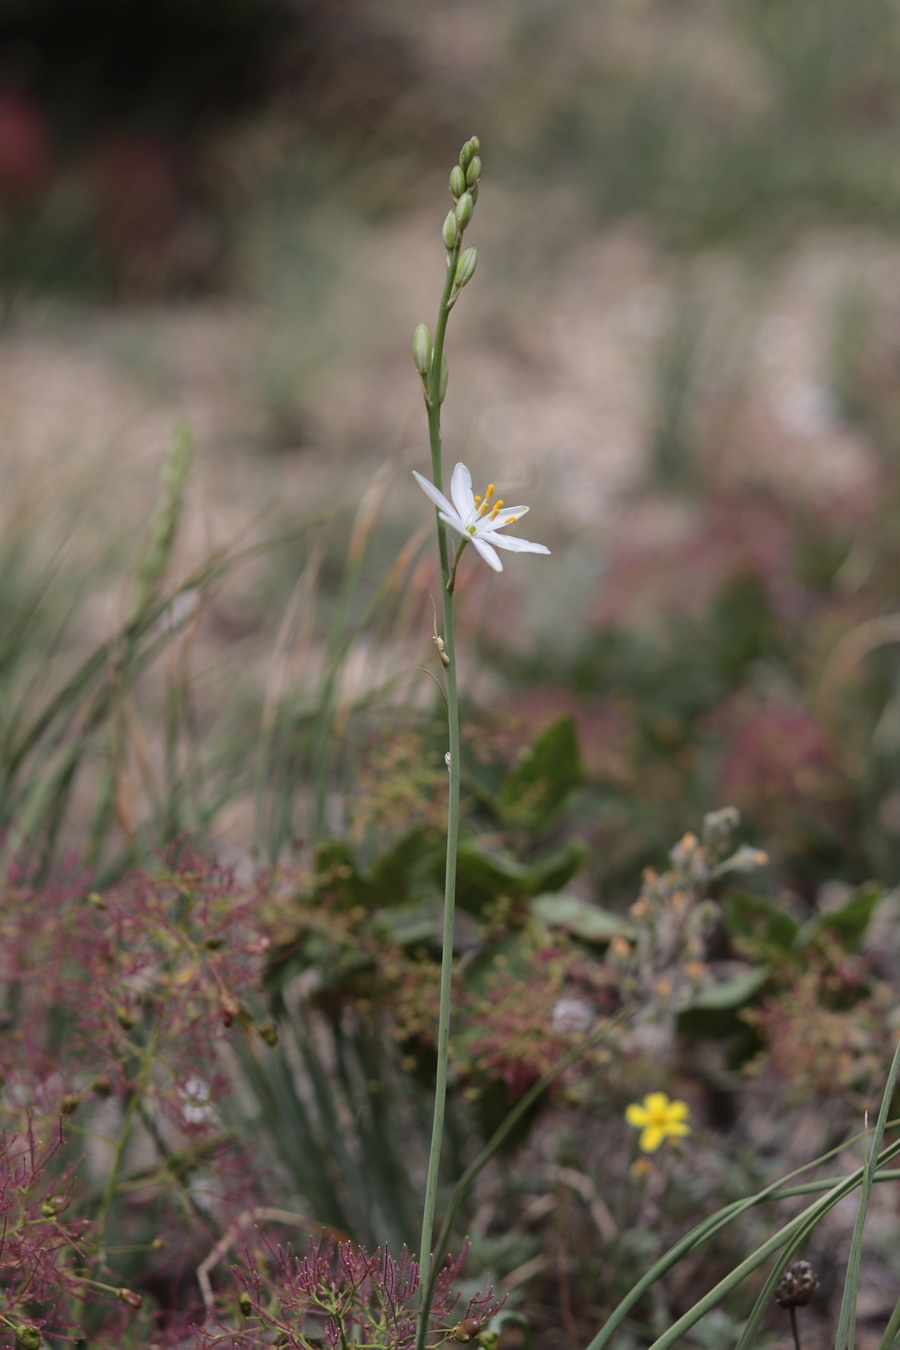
<box><xmin>774</xmin><ymin>1260</ymin><xmax>819</xmax><ymax>1308</ymax></box>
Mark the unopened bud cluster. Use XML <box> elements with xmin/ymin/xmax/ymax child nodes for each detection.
<box><xmin>413</xmin><ymin>137</ymin><xmax>482</xmax><ymax>406</ymax></box>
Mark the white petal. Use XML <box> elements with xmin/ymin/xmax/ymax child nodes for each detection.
<box><xmin>412</xmin><ymin>471</ymin><xmax>460</xmax><ymax>526</ymax></box>
<box><xmin>438</xmin><ymin>512</ymin><xmax>464</xmax><ymax>535</ymax></box>
<box><xmin>449</xmin><ymin>462</ymin><xmax>477</xmax><ymax>522</ymax></box>
<box><xmin>481</xmin><ymin>531</ymin><xmax>550</xmax><ymax>555</ymax></box>
<box><xmin>475</xmin><ymin>504</ymin><xmax>530</xmax><ymax>533</ymax></box>
<box><xmin>470</xmin><ymin>535</ymin><xmax>504</xmax><ymax>571</ymax></box>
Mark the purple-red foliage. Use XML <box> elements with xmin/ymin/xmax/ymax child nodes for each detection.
<box><xmin>0</xmin><ymin>848</ymin><xmax>270</xmax><ymax>1133</ymax></box>
<box><xmin>717</xmin><ymin>702</ymin><xmax>847</xmax><ymax>846</ymax></box>
<box><xmin>0</xmin><ymin>850</ymin><xmax>280</xmax><ymax>1340</ymax></box>
<box><xmin>198</xmin><ymin>1237</ymin><xmax>504</xmax><ymax>1350</ymax></box>
<box><xmin>0</xmin><ymin>1120</ymin><xmax>94</xmax><ymax>1335</ymax></box>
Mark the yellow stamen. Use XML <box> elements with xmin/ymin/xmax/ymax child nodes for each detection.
<box><xmin>488</xmin><ymin>499</ymin><xmax>504</xmax><ymax>520</ymax></box>
<box><xmin>477</xmin><ymin>484</ymin><xmax>496</xmax><ymax>517</ymax></box>
<box><xmin>504</xmin><ymin>515</ymin><xmax>518</xmax><ymax>524</ymax></box>
<box><xmin>474</xmin><ymin>495</ymin><xmax>482</xmax><ymax>506</ymax></box>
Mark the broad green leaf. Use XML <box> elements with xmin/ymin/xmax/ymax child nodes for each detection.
<box><xmin>498</xmin><ymin>716</ymin><xmax>586</xmax><ymax>828</ymax></box>
<box><xmin>677</xmin><ymin>966</ymin><xmax>771</xmax><ymax>1039</ymax></box>
<box><xmin>528</xmin><ymin>838</ymin><xmax>587</xmax><ymax>892</ymax></box>
<box><xmin>724</xmin><ymin>891</ymin><xmax>799</xmax><ymax>953</ymax></box>
<box><xmin>531</xmin><ymin>892</ymin><xmax>637</xmax><ymax>943</ymax></box>
<box><xmin>368</xmin><ymin>826</ymin><xmax>444</xmax><ymax>906</ymax></box>
<box><xmin>796</xmin><ymin>881</ymin><xmax>883</xmax><ymax>953</ymax></box>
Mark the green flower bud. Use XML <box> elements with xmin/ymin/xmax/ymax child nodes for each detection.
<box><xmin>469</xmin><ymin>183</ymin><xmax>479</xmax><ymax>207</ymax></box>
<box><xmin>115</xmin><ymin>1005</ymin><xmax>136</xmax><ymax>1031</ymax></box>
<box><xmin>449</xmin><ymin>164</ymin><xmax>466</xmax><ymax>198</ymax></box>
<box><xmin>238</xmin><ymin>1291</ymin><xmax>253</xmax><ymax>1315</ymax></box>
<box><xmin>465</xmin><ymin>155</ymin><xmax>481</xmax><ymax>187</ymax></box>
<box><xmin>412</xmin><ymin>322</ymin><xmax>432</xmax><ymax>376</ymax></box>
<box><xmin>257</xmin><ymin>1021</ymin><xmax>278</xmax><ymax>1046</ymax></box>
<box><xmin>438</xmin><ymin>352</ymin><xmax>449</xmax><ymax>404</ymax></box>
<box><xmin>16</xmin><ymin>1327</ymin><xmax>42</xmax><ymax>1349</ymax></box>
<box><xmin>442</xmin><ymin>209</ymin><xmax>458</xmax><ymax>250</ymax></box>
<box><xmin>454</xmin><ymin>247</ymin><xmax>477</xmax><ymax>289</ymax></box>
<box><xmin>459</xmin><ymin>136</ymin><xmax>480</xmax><ymax>170</ymax></box>
<box><xmin>455</xmin><ymin>192</ymin><xmax>473</xmax><ymax>229</ymax></box>
<box><xmin>42</xmin><ymin>1193</ymin><xmax>69</xmax><ymax>1218</ymax></box>
<box><xmin>116</xmin><ymin>1287</ymin><xmax>143</xmax><ymax>1310</ymax></box>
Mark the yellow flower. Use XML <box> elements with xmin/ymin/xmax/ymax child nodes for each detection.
<box><xmin>625</xmin><ymin>1092</ymin><xmax>691</xmax><ymax>1153</ymax></box>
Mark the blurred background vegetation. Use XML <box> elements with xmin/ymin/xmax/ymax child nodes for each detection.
<box><xmin>4</xmin><ymin>0</ymin><xmax>900</xmax><ymax>892</ymax></box>
<box><xmin>5</xmin><ymin>4</ymin><xmax>900</xmax><ymax>1343</ymax></box>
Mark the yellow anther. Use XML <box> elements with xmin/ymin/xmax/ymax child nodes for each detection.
<box><xmin>477</xmin><ymin>484</ymin><xmax>496</xmax><ymax>516</ymax></box>
<box><xmin>474</xmin><ymin>495</ymin><xmax>482</xmax><ymax>506</ymax></box>
<box><xmin>504</xmin><ymin>515</ymin><xmax>518</xmax><ymax>524</ymax></box>
<box><xmin>488</xmin><ymin>499</ymin><xmax>504</xmax><ymax>520</ymax></box>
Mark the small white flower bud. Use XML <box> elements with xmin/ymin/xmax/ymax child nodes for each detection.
<box><xmin>454</xmin><ymin>247</ymin><xmax>477</xmax><ymax>289</ymax></box>
<box><xmin>449</xmin><ymin>164</ymin><xmax>466</xmax><ymax>198</ymax></box>
<box><xmin>442</xmin><ymin>209</ymin><xmax>458</xmax><ymax>250</ymax></box>
<box><xmin>412</xmin><ymin>322</ymin><xmax>432</xmax><ymax>375</ymax></box>
<box><xmin>465</xmin><ymin>155</ymin><xmax>481</xmax><ymax>187</ymax></box>
<box><xmin>455</xmin><ymin>192</ymin><xmax>474</xmax><ymax>229</ymax></box>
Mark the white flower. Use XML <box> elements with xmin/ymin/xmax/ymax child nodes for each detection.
<box><xmin>413</xmin><ymin>462</ymin><xmax>550</xmax><ymax>572</ymax></box>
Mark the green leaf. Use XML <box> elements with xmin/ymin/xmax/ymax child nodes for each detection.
<box><xmin>724</xmin><ymin>891</ymin><xmax>799</xmax><ymax>953</ymax></box>
<box><xmin>454</xmin><ymin>837</ymin><xmax>587</xmax><ymax>913</ymax></box>
<box><xmin>676</xmin><ymin>966</ymin><xmax>771</xmax><ymax>1039</ymax></box>
<box><xmin>796</xmin><ymin>881</ymin><xmax>883</xmax><ymax>953</ymax></box>
<box><xmin>528</xmin><ymin>838</ymin><xmax>587</xmax><ymax>892</ymax></box>
<box><xmin>372</xmin><ymin>899</ymin><xmax>442</xmax><ymax>947</ymax></box>
<box><xmin>368</xmin><ymin>826</ymin><xmax>444</xmax><ymax>907</ymax></box>
<box><xmin>498</xmin><ymin>716</ymin><xmax>586</xmax><ymax>829</ymax></box>
<box><xmin>530</xmin><ymin>892</ymin><xmax>637</xmax><ymax>943</ymax></box>
<box><xmin>455</xmin><ymin>842</ymin><xmax>533</xmax><ymax>914</ymax></box>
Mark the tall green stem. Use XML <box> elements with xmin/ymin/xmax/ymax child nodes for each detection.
<box><xmin>417</xmin><ymin>234</ymin><xmax>462</xmax><ymax>1338</ymax></box>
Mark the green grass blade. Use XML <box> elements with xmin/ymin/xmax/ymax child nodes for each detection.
<box><xmin>835</xmin><ymin>1037</ymin><xmax>900</xmax><ymax>1350</ymax></box>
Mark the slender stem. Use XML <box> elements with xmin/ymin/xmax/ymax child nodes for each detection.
<box><xmin>94</xmin><ymin>1018</ymin><xmax>161</xmax><ymax>1247</ymax></box>
<box><xmin>416</xmin><ymin>235</ymin><xmax>462</xmax><ymax>1342</ymax></box>
<box><xmin>790</xmin><ymin>1306</ymin><xmax>803</xmax><ymax>1350</ymax></box>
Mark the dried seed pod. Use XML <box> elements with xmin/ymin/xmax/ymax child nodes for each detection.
<box><xmin>774</xmin><ymin>1260</ymin><xmax>820</xmax><ymax>1308</ymax></box>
